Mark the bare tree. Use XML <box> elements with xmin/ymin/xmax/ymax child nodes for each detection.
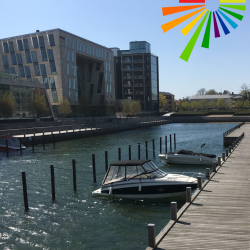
<box><xmin>239</xmin><ymin>83</ymin><xmax>250</xmax><ymax>100</ymax></box>
<box><xmin>206</xmin><ymin>89</ymin><xmax>218</xmax><ymax>95</ymax></box>
<box><xmin>197</xmin><ymin>88</ymin><xmax>206</xmax><ymax>95</ymax></box>
<box><xmin>58</xmin><ymin>99</ymin><xmax>72</xmax><ymax>117</ymax></box>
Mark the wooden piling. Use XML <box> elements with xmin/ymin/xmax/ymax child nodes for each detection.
<box><xmin>72</xmin><ymin>159</ymin><xmax>76</xmax><ymax>192</ymax></box>
<box><xmin>105</xmin><ymin>151</ymin><xmax>108</xmax><ymax>171</ymax></box>
<box><xmin>22</xmin><ymin>172</ymin><xmax>29</xmax><ymax>212</ymax></box>
<box><xmin>50</xmin><ymin>165</ymin><xmax>55</xmax><ymax>200</ymax></box>
<box><xmin>92</xmin><ymin>154</ymin><xmax>96</xmax><ymax>183</ymax></box>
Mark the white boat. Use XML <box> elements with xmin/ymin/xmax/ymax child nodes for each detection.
<box><xmin>159</xmin><ymin>144</ymin><xmax>217</xmax><ymax>165</ymax></box>
<box><xmin>0</xmin><ymin>135</ymin><xmax>26</xmax><ymax>151</ymax></box>
<box><xmin>92</xmin><ymin>159</ymin><xmax>198</xmax><ymax>199</ymax></box>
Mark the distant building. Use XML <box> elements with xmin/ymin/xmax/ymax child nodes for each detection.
<box><xmin>111</xmin><ymin>41</ymin><xmax>159</xmax><ymax>112</ymax></box>
<box><xmin>190</xmin><ymin>94</ymin><xmax>243</xmax><ymax>103</ymax></box>
<box><xmin>160</xmin><ymin>92</ymin><xmax>175</xmax><ymax>111</ymax></box>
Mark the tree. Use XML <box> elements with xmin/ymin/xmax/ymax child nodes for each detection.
<box><xmin>234</xmin><ymin>100</ymin><xmax>243</xmax><ymax>109</ymax></box>
<box><xmin>58</xmin><ymin>99</ymin><xmax>72</xmax><ymax>117</ymax></box>
<box><xmin>197</xmin><ymin>88</ymin><xmax>206</xmax><ymax>95</ymax></box>
<box><xmin>208</xmin><ymin>100</ymin><xmax>216</xmax><ymax>109</ymax></box>
<box><xmin>182</xmin><ymin>101</ymin><xmax>190</xmax><ymax>111</ymax></box>
<box><xmin>223</xmin><ymin>90</ymin><xmax>231</xmax><ymax>95</ymax></box>
<box><xmin>159</xmin><ymin>94</ymin><xmax>168</xmax><ymax>111</ymax></box>
<box><xmin>226</xmin><ymin>100</ymin><xmax>233</xmax><ymax>109</ymax></box>
<box><xmin>190</xmin><ymin>101</ymin><xmax>198</xmax><ymax>110</ymax></box>
<box><xmin>130</xmin><ymin>100</ymin><xmax>141</xmax><ymax>115</ymax></box>
<box><xmin>28</xmin><ymin>93</ymin><xmax>49</xmax><ymax>118</ymax></box>
<box><xmin>121</xmin><ymin>99</ymin><xmax>132</xmax><ymax>116</ymax></box>
<box><xmin>243</xmin><ymin>100</ymin><xmax>250</xmax><ymax>109</ymax></box>
<box><xmin>217</xmin><ymin>98</ymin><xmax>225</xmax><ymax>109</ymax></box>
<box><xmin>206</xmin><ymin>89</ymin><xmax>218</xmax><ymax>95</ymax></box>
<box><xmin>0</xmin><ymin>91</ymin><xmax>15</xmax><ymax>118</ymax></box>
<box><xmin>198</xmin><ymin>100</ymin><xmax>206</xmax><ymax>110</ymax></box>
<box><xmin>239</xmin><ymin>83</ymin><xmax>249</xmax><ymax>100</ymax></box>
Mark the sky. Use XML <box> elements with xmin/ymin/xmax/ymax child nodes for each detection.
<box><xmin>1</xmin><ymin>0</ymin><xmax>249</xmax><ymax>100</ymax></box>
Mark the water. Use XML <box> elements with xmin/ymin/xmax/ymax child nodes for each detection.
<box><xmin>0</xmin><ymin>123</ymin><xmax>236</xmax><ymax>250</ymax></box>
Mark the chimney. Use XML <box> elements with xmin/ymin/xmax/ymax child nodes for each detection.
<box><xmin>36</xmin><ymin>30</ymin><xmax>40</xmax><ymax>33</ymax></box>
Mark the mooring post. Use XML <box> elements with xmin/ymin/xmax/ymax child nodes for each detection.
<box><xmin>50</xmin><ymin>165</ymin><xmax>55</xmax><ymax>200</ymax></box>
<box><xmin>20</xmin><ymin>138</ymin><xmax>22</xmax><ymax>155</ymax></box>
<box><xmin>212</xmin><ymin>163</ymin><xmax>217</xmax><ymax>172</ymax></box>
<box><xmin>32</xmin><ymin>136</ymin><xmax>34</xmax><ymax>153</ymax></box>
<box><xmin>186</xmin><ymin>187</ymin><xmax>191</xmax><ymax>203</ymax></box>
<box><xmin>22</xmin><ymin>172</ymin><xmax>29</xmax><ymax>212</ymax></box>
<box><xmin>43</xmin><ymin>132</ymin><xmax>45</xmax><ymax>150</ymax></box>
<box><xmin>118</xmin><ymin>148</ymin><xmax>121</xmax><ymax>161</ymax></box>
<box><xmin>147</xmin><ymin>224</ymin><xmax>156</xmax><ymax>248</ymax></box>
<box><xmin>170</xmin><ymin>134</ymin><xmax>172</xmax><ymax>152</ymax></box>
<box><xmin>129</xmin><ymin>145</ymin><xmax>131</xmax><ymax>160</ymax></box>
<box><xmin>197</xmin><ymin>176</ymin><xmax>202</xmax><ymax>190</ymax></box>
<box><xmin>206</xmin><ymin>168</ymin><xmax>210</xmax><ymax>180</ymax></box>
<box><xmin>222</xmin><ymin>152</ymin><xmax>225</xmax><ymax>162</ymax></box>
<box><xmin>72</xmin><ymin>159</ymin><xmax>76</xmax><ymax>192</ymax></box>
<box><xmin>152</xmin><ymin>139</ymin><xmax>155</xmax><ymax>158</ymax></box>
<box><xmin>218</xmin><ymin>156</ymin><xmax>221</xmax><ymax>166</ymax></box>
<box><xmin>171</xmin><ymin>202</ymin><xmax>177</xmax><ymax>221</ymax></box>
<box><xmin>160</xmin><ymin>137</ymin><xmax>162</xmax><ymax>154</ymax></box>
<box><xmin>165</xmin><ymin>135</ymin><xmax>167</xmax><ymax>153</ymax></box>
<box><xmin>145</xmin><ymin>141</ymin><xmax>148</xmax><ymax>160</ymax></box>
<box><xmin>92</xmin><ymin>154</ymin><xmax>96</xmax><ymax>183</ymax></box>
<box><xmin>105</xmin><ymin>151</ymin><xmax>108</xmax><ymax>172</ymax></box>
<box><xmin>174</xmin><ymin>133</ymin><xmax>176</xmax><ymax>150</ymax></box>
<box><xmin>138</xmin><ymin>143</ymin><xmax>140</xmax><ymax>160</ymax></box>
<box><xmin>5</xmin><ymin>139</ymin><xmax>9</xmax><ymax>157</ymax></box>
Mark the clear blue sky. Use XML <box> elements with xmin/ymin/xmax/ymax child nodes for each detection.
<box><xmin>1</xmin><ymin>0</ymin><xmax>249</xmax><ymax>100</ymax></box>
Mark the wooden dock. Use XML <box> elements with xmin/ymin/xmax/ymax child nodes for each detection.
<box><xmin>148</xmin><ymin>124</ymin><xmax>250</xmax><ymax>250</ymax></box>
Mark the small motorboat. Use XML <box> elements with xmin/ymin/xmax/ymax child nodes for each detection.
<box><xmin>92</xmin><ymin>159</ymin><xmax>198</xmax><ymax>199</ymax></box>
<box><xmin>159</xmin><ymin>144</ymin><xmax>217</xmax><ymax>165</ymax></box>
<box><xmin>0</xmin><ymin>135</ymin><xmax>26</xmax><ymax>151</ymax></box>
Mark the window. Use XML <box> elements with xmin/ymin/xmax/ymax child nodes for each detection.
<box><xmin>110</xmin><ymin>83</ymin><xmax>112</xmax><ymax>93</ymax></box>
<box><xmin>105</xmin><ymin>72</ymin><xmax>107</xmax><ymax>81</ymax></box>
<box><xmin>43</xmin><ymin>77</ymin><xmax>49</xmax><ymax>89</ymax></box>
<box><xmin>47</xmin><ymin>49</ymin><xmax>54</xmax><ymax>61</ymax></box>
<box><xmin>48</xmin><ymin>34</ymin><xmax>55</xmax><ymax>46</ymax></box>
<box><xmin>96</xmin><ymin>48</ymin><xmax>98</xmax><ymax>57</ymax></box>
<box><xmin>9</xmin><ymin>41</ymin><xmax>14</xmax><ymax>53</ymax></box>
<box><xmin>72</xmin><ymin>38</ymin><xmax>75</xmax><ymax>50</ymax></box>
<box><xmin>110</xmin><ymin>74</ymin><xmax>112</xmax><ymax>83</ymax></box>
<box><xmin>68</xmin><ymin>78</ymin><xmax>71</xmax><ymax>89</ymax></box>
<box><xmin>77</xmin><ymin>40</ymin><xmax>79</xmax><ymax>51</ymax></box>
<box><xmin>38</xmin><ymin>36</ymin><xmax>45</xmax><ymax>48</ymax></box>
<box><xmin>73</xmin><ymin>78</ymin><xmax>76</xmax><ymax>89</ymax></box>
<box><xmin>109</xmin><ymin>52</ymin><xmax>111</xmax><ymax>61</ymax></box>
<box><xmin>93</xmin><ymin>47</ymin><xmax>95</xmax><ymax>56</ymax></box>
<box><xmin>16</xmin><ymin>54</ymin><xmax>23</xmax><ymax>65</ymax></box>
<box><xmin>50</xmin><ymin>62</ymin><xmax>56</xmax><ymax>74</ymax></box>
<box><xmin>72</xmin><ymin>51</ymin><xmax>74</xmax><ymax>62</ymax></box>
<box><xmin>2</xmin><ymin>55</ymin><xmax>8</xmax><ymax>66</ymax></box>
<box><xmin>11</xmin><ymin>53</ymin><xmax>17</xmax><ymax>65</ymax></box>
<box><xmin>83</xmin><ymin>43</ymin><xmax>85</xmax><ymax>52</ymax></box>
<box><xmin>25</xmin><ymin>66</ymin><xmax>31</xmax><ymax>77</ymax></box>
<box><xmin>40</xmin><ymin>64</ymin><xmax>47</xmax><ymax>76</ymax></box>
<box><xmin>75</xmin><ymin>92</ymin><xmax>78</xmax><ymax>102</ymax></box>
<box><xmin>79</xmin><ymin>42</ymin><xmax>82</xmax><ymax>52</ymax></box>
<box><xmin>31</xmin><ymin>51</ymin><xmax>38</xmax><ymax>63</ymax></box>
<box><xmin>41</xmin><ymin>49</ymin><xmax>47</xmax><ymax>61</ymax></box>
<box><xmin>87</xmin><ymin>44</ymin><xmax>89</xmax><ymax>54</ymax></box>
<box><xmin>101</xmin><ymin>49</ymin><xmax>103</xmax><ymax>58</ymax></box>
<box><xmin>105</xmin><ymin>62</ymin><xmax>108</xmax><ymax>71</ymax></box>
<box><xmin>99</xmin><ymin>49</ymin><xmax>101</xmax><ymax>57</ymax></box>
<box><xmin>109</xmin><ymin>62</ymin><xmax>110</xmax><ymax>72</ymax></box>
<box><xmin>69</xmin><ymin>91</ymin><xmax>71</xmax><ymax>99</ymax></box>
<box><xmin>52</xmin><ymin>90</ymin><xmax>58</xmax><ymax>102</ymax></box>
<box><xmin>23</xmin><ymin>39</ymin><xmax>29</xmax><ymax>50</ymax></box>
<box><xmin>67</xmin><ymin>50</ymin><xmax>70</xmax><ymax>61</ymax></box>
<box><xmin>89</xmin><ymin>45</ymin><xmax>92</xmax><ymax>55</ymax></box>
<box><xmin>104</xmin><ymin>51</ymin><xmax>106</xmax><ymax>60</ymax></box>
<box><xmin>17</xmin><ymin>40</ymin><xmax>23</xmax><ymax>51</ymax></box>
<box><xmin>32</xmin><ymin>37</ymin><xmax>38</xmax><ymax>48</ymax></box>
<box><xmin>106</xmin><ymin>84</ymin><xmax>109</xmax><ymax>94</ymax></box>
<box><xmin>19</xmin><ymin>66</ymin><xmax>25</xmax><ymax>77</ymax></box>
<box><xmin>34</xmin><ymin>63</ymin><xmax>40</xmax><ymax>76</ymax></box>
<box><xmin>10</xmin><ymin>67</ymin><xmax>16</xmax><ymax>74</ymax></box>
<box><xmin>73</xmin><ymin>66</ymin><xmax>76</xmax><ymax>76</ymax></box>
<box><xmin>65</xmin><ymin>36</ymin><xmax>68</xmax><ymax>47</ymax></box>
<box><xmin>25</xmin><ymin>51</ymin><xmax>32</xmax><ymax>63</ymax></box>
<box><xmin>50</xmin><ymin>77</ymin><xmax>56</xmax><ymax>89</ymax></box>
<box><xmin>4</xmin><ymin>67</ymin><xmax>9</xmax><ymax>73</ymax></box>
<box><xmin>3</xmin><ymin>42</ymin><xmax>9</xmax><ymax>53</ymax></box>
<box><xmin>66</xmin><ymin>63</ymin><xmax>69</xmax><ymax>75</ymax></box>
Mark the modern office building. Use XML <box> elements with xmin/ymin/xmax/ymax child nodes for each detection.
<box><xmin>0</xmin><ymin>29</ymin><xmax>115</xmax><ymax>116</ymax></box>
<box><xmin>111</xmin><ymin>41</ymin><xmax>159</xmax><ymax>112</ymax></box>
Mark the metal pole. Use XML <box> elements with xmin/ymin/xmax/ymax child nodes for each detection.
<box><xmin>186</xmin><ymin>187</ymin><xmax>191</xmax><ymax>203</ymax></box>
<box><xmin>92</xmin><ymin>154</ymin><xmax>96</xmax><ymax>183</ymax></box>
<box><xmin>222</xmin><ymin>152</ymin><xmax>225</xmax><ymax>162</ymax></box>
<box><xmin>212</xmin><ymin>163</ymin><xmax>217</xmax><ymax>172</ymax></box>
<box><xmin>147</xmin><ymin>224</ymin><xmax>156</xmax><ymax>248</ymax></box>
<box><xmin>50</xmin><ymin>165</ymin><xmax>55</xmax><ymax>200</ymax></box>
<box><xmin>206</xmin><ymin>168</ymin><xmax>210</xmax><ymax>180</ymax></box>
<box><xmin>218</xmin><ymin>157</ymin><xmax>221</xmax><ymax>166</ymax></box>
<box><xmin>72</xmin><ymin>159</ymin><xmax>76</xmax><ymax>192</ymax></box>
<box><xmin>171</xmin><ymin>202</ymin><xmax>177</xmax><ymax>221</ymax></box>
<box><xmin>197</xmin><ymin>176</ymin><xmax>202</xmax><ymax>190</ymax></box>
<box><xmin>22</xmin><ymin>172</ymin><xmax>29</xmax><ymax>212</ymax></box>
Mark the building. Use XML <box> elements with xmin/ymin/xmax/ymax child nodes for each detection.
<box><xmin>190</xmin><ymin>94</ymin><xmax>243</xmax><ymax>103</ymax></box>
<box><xmin>0</xmin><ymin>29</ymin><xmax>115</xmax><ymax>116</ymax></box>
<box><xmin>160</xmin><ymin>92</ymin><xmax>175</xmax><ymax>111</ymax></box>
<box><xmin>111</xmin><ymin>41</ymin><xmax>159</xmax><ymax>112</ymax></box>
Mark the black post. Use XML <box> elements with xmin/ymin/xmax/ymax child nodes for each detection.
<box><xmin>165</xmin><ymin>136</ymin><xmax>167</xmax><ymax>153</ymax></box>
<box><xmin>52</xmin><ymin>134</ymin><xmax>55</xmax><ymax>148</ymax></box>
<box><xmin>160</xmin><ymin>137</ymin><xmax>162</xmax><ymax>154</ymax></box>
<box><xmin>6</xmin><ymin>139</ymin><xmax>9</xmax><ymax>157</ymax></box>
<box><xmin>138</xmin><ymin>143</ymin><xmax>140</xmax><ymax>160</ymax></box>
<box><xmin>105</xmin><ymin>151</ymin><xmax>108</xmax><ymax>171</ymax></box>
<box><xmin>174</xmin><ymin>133</ymin><xmax>176</xmax><ymax>150</ymax></box>
<box><xmin>72</xmin><ymin>159</ymin><xmax>76</xmax><ymax>192</ymax></box>
<box><xmin>92</xmin><ymin>154</ymin><xmax>96</xmax><ymax>183</ymax></box>
<box><xmin>32</xmin><ymin>136</ymin><xmax>34</xmax><ymax>153</ymax></box>
<box><xmin>20</xmin><ymin>138</ymin><xmax>22</xmax><ymax>155</ymax></box>
<box><xmin>118</xmin><ymin>148</ymin><xmax>121</xmax><ymax>161</ymax></box>
<box><xmin>145</xmin><ymin>141</ymin><xmax>148</xmax><ymax>160</ymax></box>
<box><xmin>43</xmin><ymin>132</ymin><xmax>45</xmax><ymax>150</ymax></box>
<box><xmin>50</xmin><ymin>165</ymin><xmax>55</xmax><ymax>200</ymax></box>
<box><xmin>170</xmin><ymin>134</ymin><xmax>172</xmax><ymax>152</ymax></box>
<box><xmin>129</xmin><ymin>145</ymin><xmax>131</xmax><ymax>160</ymax></box>
<box><xmin>152</xmin><ymin>139</ymin><xmax>155</xmax><ymax>158</ymax></box>
<box><xmin>22</xmin><ymin>172</ymin><xmax>29</xmax><ymax>212</ymax></box>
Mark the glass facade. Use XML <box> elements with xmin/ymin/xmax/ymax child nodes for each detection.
<box><xmin>69</xmin><ymin>78</ymin><xmax>71</xmax><ymax>89</ymax></box>
<box><xmin>3</xmin><ymin>42</ymin><xmax>9</xmax><ymax>53</ymax></box>
<box><xmin>34</xmin><ymin>64</ymin><xmax>40</xmax><ymax>76</ymax></box>
<box><xmin>19</xmin><ymin>66</ymin><xmax>25</xmax><ymax>77</ymax></box>
<box><xmin>17</xmin><ymin>40</ymin><xmax>23</xmax><ymax>51</ymax></box>
<box><xmin>50</xmin><ymin>62</ymin><xmax>56</xmax><ymax>74</ymax></box>
<box><xmin>41</xmin><ymin>49</ymin><xmax>47</xmax><ymax>61</ymax></box>
<box><xmin>16</xmin><ymin>54</ymin><xmax>23</xmax><ymax>65</ymax></box>
<box><xmin>151</xmin><ymin>55</ymin><xmax>158</xmax><ymax>101</ymax></box>
<box><xmin>9</xmin><ymin>41</ymin><xmax>14</xmax><ymax>53</ymax></box>
<box><xmin>10</xmin><ymin>67</ymin><xmax>16</xmax><ymax>74</ymax></box>
<box><xmin>47</xmin><ymin>49</ymin><xmax>54</xmax><ymax>61</ymax></box>
<box><xmin>11</xmin><ymin>53</ymin><xmax>17</xmax><ymax>65</ymax></box>
<box><xmin>25</xmin><ymin>51</ymin><xmax>32</xmax><ymax>63</ymax></box>
<box><xmin>38</xmin><ymin>36</ymin><xmax>45</xmax><ymax>48</ymax></box>
<box><xmin>40</xmin><ymin>64</ymin><xmax>47</xmax><ymax>76</ymax></box>
<box><xmin>48</xmin><ymin>34</ymin><xmax>55</xmax><ymax>46</ymax></box>
<box><xmin>65</xmin><ymin>36</ymin><xmax>68</xmax><ymax>47</ymax></box>
<box><xmin>31</xmin><ymin>51</ymin><xmax>38</xmax><ymax>63</ymax></box>
<box><xmin>32</xmin><ymin>37</ymin><xmax>38</xmax><ymax>48</ymax></box>
<box><xmin>130</xmin><ymin>41</ymin><xmax>151</xmax><ymax>53</ymax></box>
<box><xmin>23</xmin><ymin>39</ymin><xmax>29</xmax><ymax>50</ymax></box>
<box><xmin>25</xmin><ymin>66</ymin><xmax>31</xmax><ymax>77</ymax></box>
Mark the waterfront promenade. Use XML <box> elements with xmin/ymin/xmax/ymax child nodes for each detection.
<box><xmin>148</xmin><ymin>124</ymin><xmax>250</xmax><ymax>250</ymax></box>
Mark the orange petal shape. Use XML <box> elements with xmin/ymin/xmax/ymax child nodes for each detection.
<box><xmin>162</xmin><ymin>5</ymin><xmax>205</xmax><ymax>16</ymax></box>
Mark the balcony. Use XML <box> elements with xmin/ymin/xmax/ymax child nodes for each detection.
<box><xmin>121</xmin><ymin>67</ymin><xmax>145</xmax><ymax>71</ymax></box>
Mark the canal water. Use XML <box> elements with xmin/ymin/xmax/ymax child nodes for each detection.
<box><xmin>0</xmin><ymin>123</ymin><xmax>235</xmax><ymax>250</ymax></box>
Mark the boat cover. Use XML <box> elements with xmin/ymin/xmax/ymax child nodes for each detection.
<box><xmin>176</xmin><ymin>149</ymin><xmax>216</xmax><ymax>158</ymax></box>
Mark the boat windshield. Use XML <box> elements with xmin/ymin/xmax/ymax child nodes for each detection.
<box><xmin>103</xmin><ymin>161</ymin><xmax>166</xmax><ymax>184</ymax></box>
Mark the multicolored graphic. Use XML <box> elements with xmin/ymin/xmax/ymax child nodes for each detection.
<box><xmin>161</xmin><ymin>0</ymin><xmax>246</xmax><ymax>62</ymax></box>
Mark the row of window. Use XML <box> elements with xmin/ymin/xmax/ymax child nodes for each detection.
<box><xmin>2</xmin><ymin>34</ymin><xmax>55</xmax><ymax>53</ymax></box>
<box><xmin>68</xmin><ymin>78</ymin><xmax>76</xmax><ymax>90</ymax></box>
<box><xmin>64</xmin><ymin>36</ymin><xmax>112</xmax><ymax>61</ymax></box>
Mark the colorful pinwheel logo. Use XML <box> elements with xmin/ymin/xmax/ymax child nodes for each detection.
<box><xmin>161</xmin><ymin>0</ymin><xmax>246</xmax><ymax>62</ymax></box>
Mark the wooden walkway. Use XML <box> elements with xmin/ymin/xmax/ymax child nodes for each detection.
<box><xmin>151</xmin><ymin>124</ymin><xmax>250</xmax><ymax>250</ymax></box>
